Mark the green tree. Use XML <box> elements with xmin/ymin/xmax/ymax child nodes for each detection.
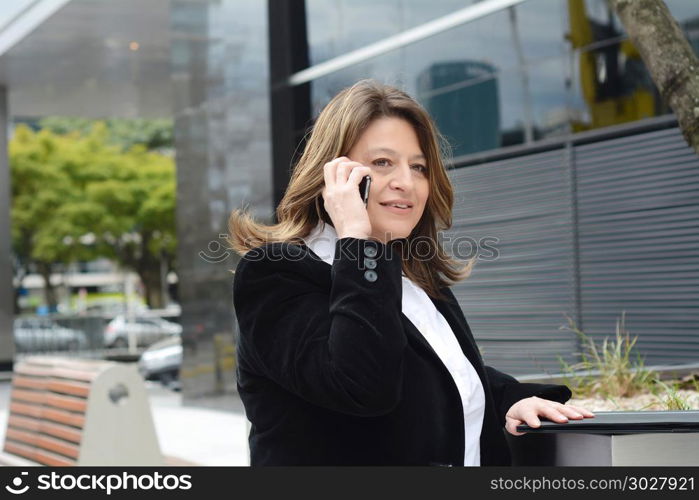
<box><xmin>11</xmin><ymin>126</ymin><xmax>98</xmax><ymax>310</ymax></box>
<box><xmin>10</xmin><ymin>123</ymin><xmax>176</xmax><ymax>310</ymax></box>
<box><xmin>38</xmin><ymin>116</ymin><xmax>173</xmax><ymax>152</ymax></box>
<box><xmin>81</xmin><ymin>137</ymin><xmax>177</xmax><ymax>309</ymax></box>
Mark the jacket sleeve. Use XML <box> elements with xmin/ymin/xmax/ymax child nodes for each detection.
<box><xmin>233</xmin><ymin>237</ymin><xmax>407</xmax><ymax>417</ymax></box>
<box><xmin>484</xmin><ymin>365</ymin><xmax>572</xmax><ymax>425</ymax></box>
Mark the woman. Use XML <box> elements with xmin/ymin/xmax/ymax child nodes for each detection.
<box><xmin>228</xmin><ymin>79</ymin><xmax>594</xmax><ymax>466</ymax></box>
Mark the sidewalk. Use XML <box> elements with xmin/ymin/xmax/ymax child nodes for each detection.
<box><xmin>0</xmin><ymin>379</ymin><xmax>250</xmax><ymax>466</ymax></box>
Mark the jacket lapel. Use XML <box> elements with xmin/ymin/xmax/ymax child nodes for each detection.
<box><xmin>429</xmin><ymin>291</ymin><xmax>485</xmax><ymax>371</ymax></box>
<box><xmin>400</xmin><ymin>314</ymin><xmax>438</xmax><ymax>357</ymax></box>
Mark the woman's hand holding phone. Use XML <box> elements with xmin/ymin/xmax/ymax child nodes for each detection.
<box><xmin>322</xmin><ymin>157</ymin><xmax>372</xmax><ymax>240</ymax></box>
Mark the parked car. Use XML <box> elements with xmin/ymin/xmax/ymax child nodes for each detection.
<box><xmin>14</xmin><ymin>317</ymin><xmax>89</xmax><ymax>353</ymax></box>
<box><xmin>103</xmin><ymin>315</ymin><xmax>182</xmax><ymax>348</ymax></box>
<box><xmin>138</xmin><ymin>335</ymin><xmax>182</xmax><ymax>389</ymax></box>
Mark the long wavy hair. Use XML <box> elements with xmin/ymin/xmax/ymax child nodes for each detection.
<box><xmin>228</xmin><ymin>79</ymin><xmax>474</xmax><ymax>300</ymax></box>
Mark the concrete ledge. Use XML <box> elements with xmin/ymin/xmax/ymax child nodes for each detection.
<box><xmin>516</xmin><ymin>362</ymin><xmax>699</xmax><ymax>385</ymax></box>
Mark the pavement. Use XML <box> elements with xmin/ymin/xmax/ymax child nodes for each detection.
<box><xmin>0</xmin><ymin>379</ymin><xmax>250</xmax><ymax>466</ymax></box>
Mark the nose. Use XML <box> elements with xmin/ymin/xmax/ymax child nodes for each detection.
<box><xmin>388</xmin><ymin>163</ymin><xmax>415</xmax><ymax>192</ymax></box>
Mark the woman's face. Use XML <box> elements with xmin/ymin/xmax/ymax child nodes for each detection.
<box><xmin>348</xmin><ymin>116</ymin><xmax>430</xmax><ymax>244</ymax></box>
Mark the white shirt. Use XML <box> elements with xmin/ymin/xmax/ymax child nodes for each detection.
<box><xmin>303</xmin><ymin>221</ymin><xmax>486</xmax><ymax>466</ymax></box>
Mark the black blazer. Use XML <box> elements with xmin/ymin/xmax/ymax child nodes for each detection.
<box><xmin>233</xmin><ymin>236</ymin><xmax>571</xmax><ymax>466</ymax></box>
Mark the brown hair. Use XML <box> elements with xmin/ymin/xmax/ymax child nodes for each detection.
<box><xmin>228</xmin><ymin>79</ymin><xmax>474</xmax><ymax>300</ymax></box>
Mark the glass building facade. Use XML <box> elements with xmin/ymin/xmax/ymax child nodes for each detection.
<box><xmin>1</xmin><ymin>0</ymin><xmax>698</xmax><ymax>395</ymax></box>
<box><xmin>92</xmin><ymin>0</ymin><xmax>699</xmax><ymax>396</ymax></box>
<box><xmin>303</xmin><ymin>0</ymin><xmax>698</xmax><ymax>157</ymax></box>
<box><xmin>169</xmin><ymin>0</ymin><xmax>271</xmax><ymax>402</ymax></box>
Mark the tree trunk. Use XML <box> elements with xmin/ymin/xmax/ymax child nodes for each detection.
<box><xmin>14</xmin><ymin>282</ymin><xmax>22</xmax><ymax>314</ymax></box>
<box><xmin>37</xmin><ymin>261</ymin><xmax>58</xmax><ymax>311</ymax></box>
<box><xmin>609</xmin><ymin>0</ymin><xmax>699</xmax><ymax>154</ymax></box>
<box><xmin>139</xmin><ymin>266</ymin><xmax>164</xmax><ymax>309</ymax></box>
<box><xmin>134</xmin><ymin>233</ymin><xmax>165</xmax><ymax>309</ymax></box>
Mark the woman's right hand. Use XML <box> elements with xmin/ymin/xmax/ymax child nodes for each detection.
<box><xmin>322</xmin><ymin>157</ymin><xmax>373</xmax><ymax>240</ymax></box>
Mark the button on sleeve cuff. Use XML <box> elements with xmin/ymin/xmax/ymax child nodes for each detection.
<box><xmin>332</xmin><ymin>237</ymin><xmax>403</xmax><ymax>290</ymax></box>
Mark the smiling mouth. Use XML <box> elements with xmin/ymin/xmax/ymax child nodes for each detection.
<box><xmin>379</xmin><ymin>203</ymin><xmax>413</xmax><ymax>211</ymax></box>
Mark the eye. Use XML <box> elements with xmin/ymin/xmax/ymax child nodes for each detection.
<box><xmin>412</xmin><ymin>164</ymin><xmax>427</xmax><ymax>174</ymax></box>
<box><xmin>373</xmin><ymin>158</ymin><xmax>426</xmax><ymax>173</ymax></box>
<box><xmin>373</xmin><ymin>158</ymin><xmax>391</xmax><ymax>167</ymax></box>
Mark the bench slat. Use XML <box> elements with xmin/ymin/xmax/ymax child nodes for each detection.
<box><xmin>10</xmin><ymin>390</ymin><xmax>87</xmax><ymax>413</ymax></box>
<box><xmin>42</xmin><ymin>408</ymin><xmax>86</xmax><ymax>428</ymax></box>
<box><xmin>6</xmin><ymin>439</ymin><xmax>77</xmax><ymax>466</ymax></box>
<box><xmin>45</xmin><ymin>393</ymin><xmax>88</xmax><ymax>413</ymax></box>
<box><xmin>35</xmin><ymin>448</ymin><xmax>76</xmax><ymax>466</ymax></box>
<box><xmin>11</xmin><ymin>388</ymin><xmax>45</xmax><ymax>405</ymax></box>
<box><xmin>12</xmin><ymin>375</ymin><xmax>48</xmax><ymax>391</ymax></box>
<box><xmin>7</xmin><ymin>415</ymin><xmax>39</xmax><ymax>432</ymax></box>
<box><xmin>10</xmin><ymin>401</ymin><xmax>85</xmax><ymax>428</ymax></box>
<box><xmin>16</xmin><ymin>359</ymin><xmax>100</xmax><ymax>383</ymax></box>
<box><xmin>10</xmin><ymin>401</ymin><xmax>42</xmax><ymax>419</ymax></box>
<box><xmin>8</xmin><ymin>415</ymin><xmax>82</xmax><ymax>443</ymax></box>
<box><xmin>37</xmin><ymin>434</ymin><xmax>80</xmax><ymax>459</ymax></box>
<box><xmin>3</xmin><ymin>440</ymin><xmax>39</xmax><ymax>463</ymax></box>
<box><xmin>6</xmin><ymin>428</ymin><xmax>80</xmax><ymax>459</ymax></box>
<box><xmin>13</xmin><ymin>365</ymin><xmax>53</xmax><ymax>378</ymax></box>
<box><xmin>48</xmin><ymin>379</ymin><xmax>91</xmax><ymax>398</ymax></box>
<box><xmin>13</xmin><ymin>376</ymin><xmax>91</xmax><ymax>398</ymax></box>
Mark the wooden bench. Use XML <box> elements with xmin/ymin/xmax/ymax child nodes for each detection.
<box><xmin>0</xmin><ymin>356</ymin><xmax>174</xmax><ymax>466</ymax></box>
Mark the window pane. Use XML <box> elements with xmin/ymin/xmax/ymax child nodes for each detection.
<box><xmin>306</xmin><ymin>0</ymin><xmax>473</xmax><ymax>66</ymax></box>
<box><xmin>0</xmin><ymin>0</ymin><xmax>35</xmax><ymax>27</ymax></box>
<box><xmin>308</xmin><ymin>0</ymin><xmax>699</xmax><ymax>156</ymax></box>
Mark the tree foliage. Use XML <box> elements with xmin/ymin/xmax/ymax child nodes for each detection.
<box><xmin>10</xmin><ymin>122</ymin><xmax>176</xmax><ymax>308</ymax></box>
<box><xmin>38</xmin><ymin>116</ymin><xmax>173</xmax><ymax>152</ymax></box>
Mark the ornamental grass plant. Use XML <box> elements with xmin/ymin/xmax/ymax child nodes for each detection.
<box><xmin>558</xmin><ymin>311</ymin><xmax>658</xmax><ymax>400</ymax></box>
<box><xmin>558</xmin><ymin>312</ymin><xmax>698</xmax><ymax>411</ymax></box>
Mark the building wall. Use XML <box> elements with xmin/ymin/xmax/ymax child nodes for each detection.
<box><xmin>448</xmin><ymin>120</ymin><xmax>699</xmax><ymax>374</ymax></box>
<box><xmin>172</xmin><ymin>0</ymin><xmax>272</xmax><ymax>401</ymax></box>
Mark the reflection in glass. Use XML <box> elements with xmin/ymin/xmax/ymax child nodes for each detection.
<box><xmin>305</xmin><ymin>0</ymin><xmax>469</xmax><ymax>67</ymax></box>
<box><xmin>417</xmin><ymin>62</ymin><xmax>500</xmax><ymax>157</ymax></box>
<box><xmin>307</xmin><ymin>0</ymin><xmax>699</xmax><ymax>157</ymax></box>
<box><xmin>170</xmin><ymin>0</ymin><xmax>271</xmax><ymax>400</ymax></box>
<box><xmin>568</xmin><ymin>0</ymin><xmax>656</xmax><ymax>132</ymax></box>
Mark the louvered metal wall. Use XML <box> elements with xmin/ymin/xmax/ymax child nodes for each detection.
<box><xmin>448</xmin><ymin>120</ymin><xmax>699</xmax><ymax>375</ymax></box>
<box><xmin>575</xmin><ymin>128</ymin><xmax>699</xmax><ymax>365</ymax></box>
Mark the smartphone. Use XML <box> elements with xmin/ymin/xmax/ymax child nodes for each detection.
<box><xmin>358</xmin><ymin>175</ymin><xmax>371</xmax><ymax>207</ymax></box>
